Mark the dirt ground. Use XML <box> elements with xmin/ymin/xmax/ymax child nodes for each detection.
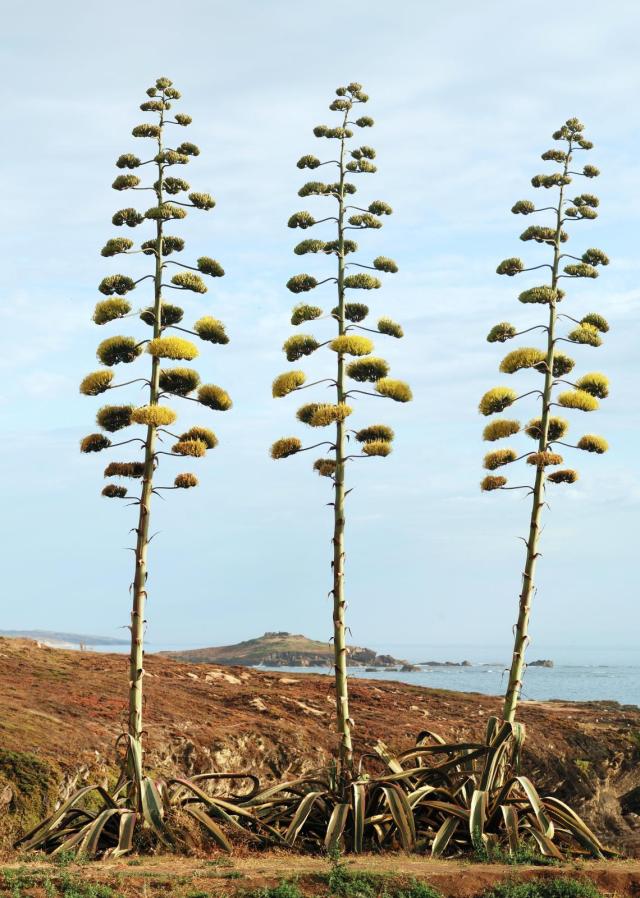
<box><xmin>2</xmin><ymin>854</ymin><xmax>640</xmax><ymax>897</ymax></box>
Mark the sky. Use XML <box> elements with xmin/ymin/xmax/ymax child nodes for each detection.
<box><xmin>0</xmin><ymin>0</ymin><xmax>638</xmax><ymax>657</ymax></box>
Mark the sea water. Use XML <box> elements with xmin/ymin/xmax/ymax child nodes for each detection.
<box><xmin>93</xmin><ymin>641</ymin><xmax>638</xmax><ymax>706</ymax></box>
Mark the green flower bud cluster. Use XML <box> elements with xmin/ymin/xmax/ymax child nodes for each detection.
<box><xmin>297</xmin><ymin>155</ymin><xmax>321</xmax><ymax>169</ymax></box>
<box><xmin>174</xmin><ymin>113</ymin><xmax>192</xmax><ymax>126</ymax></box>
<box><xmin>170</xmin><ymin>272</ymin><xmax>207</xmax><ymax>293</ymax></box>
<box><xmin>116</xmin><ymin>154</ymin><xmax>141</xmax><ymax>169</ymax></box>
<box><xmin>487</xmin><ymin>322</ymin><xmax>516</xmax><ymax>343</ymax></box>
<box><xmin>140</xmin><ymin>304</ymin><xmax>183</xmax><ymax>327</ymax></box>
<box><xmin>341</xmin><ymin>302</ymin><xmax>368</xmax><ymax>322</ymax></box>
<box><xmin>581</xmin><ymin>248</ymin><xmax>609</xmax><ymax>267</ymax></box>
<box><xmin>99</xmin><ymin>274</ymin><xmax>136</xmax><ymax>296</ymax></box>
<box><xmin>314</xmin><ymin>125</ymin><xmax>353</xmax><ymax>139</ymax></box>
<box><xmin>291</xmin><ymin>304</ymin><xmax>323</xmax><ymax>326</ymax></box>
<box><xmin>197</xmin><ymin>257</ymin><xmax>224</xmax><ymax>277</ymax></box>
<box><xmin>194</xmin><ymin>316</ymin><xmax>228</xmax><ymax>344</ymax></box>
<box><xmin>159</xmin><ymin>367</ymin><xmax>200</xmax><ymax>396</ymax></box>
<box><xmin>112</xmin><ymin>174</ymin><xmax>140</xmax><ymax>190</ymax></box>
<box><xmin>294</xmin><ymin>239</ymin><xmax>326</xmax><ymax>255</ymax></box>
<box><xmin>160</xmin><ymin>177</ymin><xmax>190</xmax><ymax>195</ymax></box>
<box><xmin>132</xmin><ymin>123</ymin><xmax>160</xmax><ymax>139</ymax></box>
<box><xmin>520</xmin><ymin>226</ymin><xmax>568</xmax><ymax>244</ymax></box>
<box><xmin>287</xmin><ymin>274</ymin><xmax>318</xmax><ymax>293</ymax></box>
<box><xmin>113</xmin><ymin>208</ymin><xmax>144</xmax><ymax>227</ymax></box>
<box><xmin>97</xmin><ymin>336</ymin><xmax>141</xmax><ymax>366</ymax></box>
<box><xmin>531</xmin><ymin>173</ymin><xmax>571</xmax><ymax>188</ymax></box>
<box><xmin>496</xmin><ymin>257</ymin><xmax>524</xmax><ymax>276</ymax></box>
<box><xmin>581</xmin><ymin>312</ymin><xmax>608</xmax><ymax>333</ymax></box>
<box><xmin>565</xmin><ymin>205</ymin><xmax>598</xmax><ymax>220</ymax></box>
<box><xmin>140</xmin><ymin>236</ymin><xmax>185</xmax><ymax>256</ymax></box>
<box><xmin>348</xmin><ymin>213</ymin><xmax>382</xmax><ymax>229</ymax></box>
<box><xmin>563</xmin><ymin>263</ymin><xmax>598</xmax><ymax>279</ymax></box>
<box><xmin>344</xmin><ymin>273</ymin><xmax>381</xmax><ymax>290</ymax></box>
<box><xmin>283</xmin><ymin>334</ymin><xmax>319</xmax><ymax>361</ymax></box>
<box><xmin>189</xmin><ymin>192</ymin><xmax>215</xmax><ymax>210</ymax></box>
<box><xmin>346</xmin><ymin>159</ymin><xmax>377</xmax><ymax>174</ymax></box>
<box><xmin>583</xmin><ymin>165</ymin><xmax>600</xmax><ymax>178</ymax></box>
<box><xmin>518</xmin><ymin>285</ymin><xmax>563</xmax><ymax>304</ymax></box>
<box><xmin>573</xmin><ymin>193</ymin><xmax>599</xmax><ymax>208</ymax></box>
<box><xmin>176</xmin><ymin>142</ymin><xmax>199</xmax><ymax>156</ymax></box>
<box><xmin>351</xmin><ymin>146</ymin><xmax>375</xmax><ymax>160</ymax></box>
<box><xmin>511</xmin><ymin>200</ymin><xmax>536</xmax><ymax>215</ymax></box>
<box><xmin>197</xmin><ymin>384</ymin><xmax>232</xmax><ymax>411</ymax></box>
<box><xmin>97</xmin><ymin>404</ymin><xmax>133</xmax><ymax>432</ymax></box>
<box><xmin>524</xmin><ymin>417</ymin><xmax>568</xmax><ymax>441</ymax></box>
<box><xmin>288</xmin><ymin>211</ymin><xmax>316</xmax><ymax>229</ymax></box>
<box><xmin>94</xmin><ymin>298</ymin><xmax>131</xmax><ymax>325</ymax></box>
<box><xmin>101</xmin><ymin>237</ymin><xmax>134</xmax><ymax>257</ymax></box>
<box><xmin>567</xmin><ymin>323</ymin><xmax>602</xmax><ymax>346</ymax></box>
<box><xmin>145</xmin><ymin>203</ymin><xmax>187</xmax><ymax>221</ymax></box>
<box><xmin>156</xmin><ymin>150</ymin><xmax>189</xmax><ymax>166</ymax></box>
<box><xmin>372</xmin><ymin>256</ymin><xmax>398</xmax><ymax>273</ymax></box>
<box><xmin>346</xmin><ymin>356</ymin><xmax>389</xmax><ymax>382</ymax></box>
<box><xmin>378</xmin><ymin>317</ymin><xmax>403</xmax><ymax>338</ymax></box>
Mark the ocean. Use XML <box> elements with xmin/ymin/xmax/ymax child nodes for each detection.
<box><xmin>91</xmin><ymin>641</ymin><xmax>638</xmax><ymax>707</ymax></box>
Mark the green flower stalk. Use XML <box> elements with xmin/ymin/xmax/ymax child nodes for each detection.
<box><xmin>80</xmin><ymin>77</ymin><xmax>230</xmax><ymax>807</ymax></box>
<box><xmin>484</xmin><ymin>118</ymin><xmax>609</xmax><ymax>725</ymax></box>
<box><xmin>270</xmin><ymin>83</ymin><xmax>412</xmax><ymax>783</ymax></box>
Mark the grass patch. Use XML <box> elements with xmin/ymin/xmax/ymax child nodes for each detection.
<box><xmin>0</xmin><ymin>749</ymin><xmax>62</xmax><ymax>850</ymax></box>
<box><xmin>482</xmin><ymin>878</ymin><xmax>604</xmax><ymax>898</ymax></box>
<box><xmin>474</xmin><ymin>845</ymin><xmax>561</xmax><ymax>867</ymax></box>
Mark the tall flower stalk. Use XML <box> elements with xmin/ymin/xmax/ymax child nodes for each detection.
<box><xmin>480</xmin><ymin>118</ymin><xmax>609</xmax><ymax>724</ymax></box>
<box><xmin>270</xmin><ymin>82</ymin><xmax>412</xmax><ymax>782</ymax></box>
<box><xmin>80</xmin><ymin>76</ymin><xmax>230</xmax><ymax>802</ymax></box>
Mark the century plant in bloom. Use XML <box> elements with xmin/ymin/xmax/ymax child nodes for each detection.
<box><xmin>19</xmin><ymin>77</ymin><xmax>235</xmax><ymax>856</ymax></box>
<box><xmin>480</xmin><ymin>118</ymin><xmax>610</xmax><ymax>724</ymax></box>
<box><xmin>270</xmin><ymin>82</ymin><xmax>412</xmax><ymax>781</ymax></box>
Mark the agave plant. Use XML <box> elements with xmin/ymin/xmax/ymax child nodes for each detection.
<box><xmin>18</xmin><ymin>76</ymin><xmax>235</xmax><ymax>855</ymax></box>
<box><xmin>270</xmin><ymin>82</ymin><xmax>412</xmax><ymax>784</ymax></box>
<box><xmin>482</xmin><ymin>118</ymin><xmax>610</xmax><ymax>724</ymax></box>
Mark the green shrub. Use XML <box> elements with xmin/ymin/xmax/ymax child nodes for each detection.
<box><xmin>482</xmin><ymin>877</ymin><xmax>603</xmax><ymax>898</ymax></box>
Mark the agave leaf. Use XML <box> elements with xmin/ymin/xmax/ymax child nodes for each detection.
<box><xmin>416</xmin><ymin>729</ymin><xmax>447</xmax><ymax>746</ymax></box>
<box><xmin>374</xmin><ymin>741</ymin><xmax>404</xmax><ymax>774</ymax></box>
<box><xmin>469</xmin><ymin>789</ymin><xmax>488</xmax><ymax>851</ymax></box>
<box><xmin>284</xmin><ymin>791</ymin><xmax>326</xmax><ymax>845</ymax></box>
<box><xmin>381</xmin><ymin>785</ymin><xmax>416</xmax><ymax>850</ymax></box>
<box><xmin>141</xmin><ymin>777</ymin><xmax>172</xmax><ymax>847</ymax></box>
<box><xmin>325</xmin><ymin>802</ymin><xmax>350</xmax><ymax>851</ymax></box>
<box><xmin>406</xmin><ymin>785</ymin><xmax>439</xmax><ymax>808</ymax></box>
<box><xmin>51</xmin><ymin>824</ymin><xmax>91</xmax><ymax>857</ymax></box>
<box><xmin>109</xmin><ymin>811</ymin><xmax>137</xmax><ymax>858</ymax></box>
<box><xmin>543</xmin><ymin>797</ymin><xmax>608</xmax><ymax>857</ymax></box>
<box><xmin>79</xmin><ymin>808</ymin><xmax>121</xmax><ymax>857</ymax></box>
<box><xmin>431</xmin><ymin>816</ymin><xmax>459</xmax><ymax>857</ymax></box>
<box><xmin>500</xmin><ymin>804</ymin><xmax>519</xmax><ymax>854</ymax></box>
<box><xmin>184</xmin><ymin>805</ymin><xmax>232</xmax><ymax>851</ymax></box>
<box><xmin>241</xmin><ymin>776</ymin><xmax>328</xmax><ymax>806</ymax></box>
<box><xmin>485</xmin><ymin>715</ymin><xmax>501</xmax><ymax>745</ymax></box>
<box><xmin>525</xmin><ymin>824</ymin><xmax>564</xmax><ymax>859</ymax></box>
<box><xmin>420</xmin><ymin>800</ymin><xmax>470</xmax><ymax>821</ymax></box>
<box><xmin>15</xmin><ymin>784</ymin><xmax>103</xmax><ymax>850</ymax></box>
<box><xmin>351</xmin><ymin>782</ymin><xmax>366</xmax><ymax>853</ymax></box>
<box><xmin>516</xmin><ymin>776</ymin><xmax>554</xmax><ymax>839</ymax></box>
<box><xmin>479</xmin><ymin>722</ymin><xmax>513</xmax><ymax>792</ymax></box>
<box><xmin>512</xmin><ymin>722</ymin><xmax>526</xmax><ymax>773</ymax></box>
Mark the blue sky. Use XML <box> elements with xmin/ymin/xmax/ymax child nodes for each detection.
<box><xmin>1</xmin><ymin>0</ymin><xmax>638</xmax><ymax>655</ymax></box>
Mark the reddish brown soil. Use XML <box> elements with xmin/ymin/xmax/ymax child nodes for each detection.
<box><xmin>0</xmin><ymin>637</ymin><xmax>639</xmax><ymax>858</ymax></box>
<box><xmin>2</xmin><ymin>855</ymin><xmax>640</xmax><ymax>898</ymax></box>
